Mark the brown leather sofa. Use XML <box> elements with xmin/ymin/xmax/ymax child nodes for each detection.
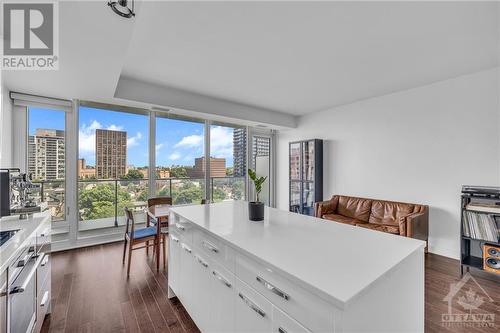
<box><xmin>315</xmin><ymin>195</ymin><xmax>428</xmax><ymax>248</ymax></box>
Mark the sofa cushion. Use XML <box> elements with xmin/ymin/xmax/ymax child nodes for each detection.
<box><xmin>356</xmin><ymin>223</ymin><xmax>400</xmax><ymax>234</ymax></box>
<box><xmin>369</xmin><ymin>201</ymin><xmax>415</xmax><ymax>225</ymax></box>
<box><xmin>322</xmin><ymin>214</ymin><xmax>364</xmax><ymax>226</ymax></box>
<box><xmin>336</xmin><ymin>196</ymin><xmax>372</xmax><ymax>222</ymax></box>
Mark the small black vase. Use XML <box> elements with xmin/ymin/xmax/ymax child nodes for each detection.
<box><xmin>248</xmin><ymin>201</ymin><xmax>264</xmax><ymax>221</ymax></box>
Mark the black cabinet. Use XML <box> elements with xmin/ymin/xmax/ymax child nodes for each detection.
<box><xmin>289</xmin><ymin>139</ymin><xmax>323</xmax><ymax>216</ymax></box>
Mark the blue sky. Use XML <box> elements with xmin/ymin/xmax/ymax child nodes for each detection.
<box><xmin>29</xmin><ymin>106</ymin><xmax>235</xmax><ymax>168</ymax></box>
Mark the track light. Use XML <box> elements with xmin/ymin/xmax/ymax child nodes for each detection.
<box><xmin>108</xmin><ymin>0</ymin><xmax>135</xmax><ymax>18</ymax></box>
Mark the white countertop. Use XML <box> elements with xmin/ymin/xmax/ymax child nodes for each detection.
<box><xmin>170</xmin><ymin>201</ymin><xmax>425</xmax><ymax>308</ymax></box>
<box><xmin>0</xmin><ymin>211</ymin><xmax>51</xmax><ymax>273</ymax></box>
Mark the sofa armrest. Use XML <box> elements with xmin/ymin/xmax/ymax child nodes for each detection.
<box><xmin>399</xmin><ymin>210</ymin><xmax>429</xmax><ymax>242</ymax></box>
<box><xmin>314</xmin><ymin>198</ymin><xmax>338</xmax><ymax>218</ymax></box>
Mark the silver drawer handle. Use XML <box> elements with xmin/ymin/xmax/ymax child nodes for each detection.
<box><xmin>256</xmin><ymin>276</ymin><xmax>290</xmax><ymax>300</ymax></box>
<box><xmin>278</xmin><ymin>328</ymin><xmax>288</xmax><ymax>333</ymax></box>
<box><xmin>238</xmin><ymin>292</ymin><xmax>266</xmax><ymax>317</ymax></box>
<box><xmin>195</xmin><ymin>255</ymin><xmax>208</xmax><ymax>268</ymax></box>
<box><xmin>181</xmin><ymin>244</ymin><xmax>192</xmax><ymax>253</ymax></box>
<box><xmin>40</xmin><ymin>290</ymin><xmax>49</xmax><ymax>307</ymax></box>
<box><xmin>170</xmin><ymin>235</ymin><xmax>179</xmax><ymax>243</ymax></box>
<box><xmin>41</xmin><ymin>255</ymin><xmax>49</xmax><ymax>267</ymax></box>
<box><xmin>212</xmin><ymin>270</ymin><xmax>231</xmax><ymax>288</ymax></box>
<box><xmin>10</xmin><ymin>254</ymin><xmax>45</xmax><ymax>294</ymax></box>
<box><xmin>175</xmin><ymin>223</ymin><xmax>185</xmax><ymax>231</ymax></box>
<box><xmin>202</xmin><ymin>240</ymin><xmax>219</xmax><ymax>253</ymax></box>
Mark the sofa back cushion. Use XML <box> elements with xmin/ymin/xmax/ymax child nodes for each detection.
<box><xmin>336</xmin><ymin>195</ymin><xmax>372</xmax><ymax>222</ymax></box>
<box><xmin>368</xmin><ymin>200</ymin><xmax>415</xmax><ymax>225</ymax></box>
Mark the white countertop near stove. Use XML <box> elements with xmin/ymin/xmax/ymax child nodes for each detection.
<box><xmin>169</xmin><ymin>200</ymin><xmax>425</xmax><ymax>308</ymax></box>
<box><xmin>0</xmin><ymin>211</ymin><xmax>51</xmax><ymax>273</ymax></box>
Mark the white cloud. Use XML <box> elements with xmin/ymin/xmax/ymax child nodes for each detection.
<box><xmin>169</xmin><ymin>152</ymin><xmax>181</xmax><ymax>161</ymax></box>
<box><xmin>127</xmin><ymin>132</ymin><xmax>142</xmax><ymax>147</ymax></box>
<box><xmin>210</xmin><ymin>126</ymin><xmax>233</xmax><ymax>159</ymax></box>
<box><xmin>174</xmin><ymin>134</ymin><xmax>203</xmax><ymax>148</ymax></box>
<box><xmin>172</xmin><ymin>126</ymin><xmax>234</xmax><ymax>161</ymax></box>
<box><xmin>107</xmin><ymin>124</ymin><xmax>123</xmax><ymax>131</ymax></box>
<box><xmin>155</xmin><ymin>143</ymin><xmax>165</xmax><ymax>151</ymax></box>
<box><xmin>79</xmin><ymin>120</ymin><xmax>102</xmax><ymax>161</ymax></box>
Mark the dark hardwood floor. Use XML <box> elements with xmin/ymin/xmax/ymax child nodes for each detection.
<box><xmin>41</xmin><ymin>242</ymin><xmax>499</xmax><ymax>333</ymax></box>
<box><xmin>41</xmin><ymin>241</ymin><xmax>200</xmax><ymax>333</ymax></box>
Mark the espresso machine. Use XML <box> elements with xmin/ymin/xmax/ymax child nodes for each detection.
<box><xmin>0</xmin><ymin>168</ymin><xmax>41</xmax><ymax>219</ymax></box>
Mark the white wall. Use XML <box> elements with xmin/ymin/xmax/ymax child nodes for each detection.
<box><xmin>277</xmin><ymin>68</ymin><xmax>500</xmax><ymax>259</ymax></box>
<box><xmin>0</xmin><ymin>84</ymin><xmax>13</xmax><ymax>168</ymax></box>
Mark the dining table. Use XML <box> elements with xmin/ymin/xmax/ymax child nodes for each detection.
<box><xmin>146</xmin><ymin>204</ymin><xmax>171</xmax><ymax>270</ymax></box>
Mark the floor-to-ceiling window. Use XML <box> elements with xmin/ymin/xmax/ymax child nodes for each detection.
<box><xmin>19</xmin><ymin>95</ymin><xmax>274</xmax><ymax>248</ymax></box>
<box><xmin>155</xmin><ymin>114</ymin><xmax>205</xmax><ymax>204</ymax></box>
<box><xmin>77</xmin><ymin>104</ymin><xmax>149</xmax><ymax>233</ymax></box>
<box><xmin>251</xmin><ymin>135</ymin><xmax>271</xmax><ymax>205</ymax></box>
<box><xmin>28</xmin><ymin>107</ymin><xmax>66</xmax><ymax>221</ymax></box>
<box><xmin>209</xmin><ymin>123</ymin><xmax>246</xmax><ymax>202</ymax></box>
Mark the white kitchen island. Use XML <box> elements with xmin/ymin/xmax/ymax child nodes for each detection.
<box><xmin>168</xmin><ymin>201</ymin><xmax>425</xmax><ymax>333</ymax></box>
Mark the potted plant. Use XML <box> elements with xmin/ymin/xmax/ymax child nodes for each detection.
<box><xmin>248</xmin><ymin>168</ymin><xmax>267</xmax><ymax>221</ymax></box>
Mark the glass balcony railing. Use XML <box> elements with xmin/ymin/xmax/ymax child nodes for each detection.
<box><xmin>211</xmin><ymin>176</ymin><xmax>246</xmax><ymax>202</ymax></box>
<box><xmin>75</xmin><ymin>176</ymin><xmax>244</xmax><ymax>232</ymax></box>
<box><xmin>155</xmin><ymin>177</ymin><xmax>206</xmax><ymax>205</ymax></box>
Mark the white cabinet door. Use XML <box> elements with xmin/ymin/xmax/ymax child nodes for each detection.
<box><xmin>191</xmin><ymin>252</ymin><xmax>212</xmax><ymax>331</ymax></box>
<box><xmin>168</xmin><ymin>233</ymin><xmax>181</xmax><ymax>296</ymax></box>
<box><xmin>208</xmin><ymin>262</ymin><xmax>235</xmax><ymax>333</ymax></box>
<box><xmin>179</xmin><ymin>242</ymin><xmax>195</xmax><ymax>312</ymax></box>
<box><xmin>234</xmin><ymin>277</ymin><xmax>273</xmax><ymax>333</ymax></box>
<box><xmin>272</xmin><ymin>307</ymin><xmax>312</xmax><ymax>333</ymax></box>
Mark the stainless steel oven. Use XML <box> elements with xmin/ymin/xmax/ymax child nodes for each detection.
<box><xmin>7</xmin><ymin>239</ymin><xmax>44</xmax><ymax>333</ymax></box>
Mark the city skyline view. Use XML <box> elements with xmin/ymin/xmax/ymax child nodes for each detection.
<box><xmin>29</xmin><ymin>106</ymin><xmax>239</xmax><ymax>169</ymax></box>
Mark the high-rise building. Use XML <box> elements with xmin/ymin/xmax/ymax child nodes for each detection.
<box><xmin>188</xmin><ymin>157</ymin><xmax>226</xmax><ymax>178</ymax></box>
<box><xmin>252</xmin><ymin>136</ymin><xmax>270</xmax><ymax>159</ymax></box>
<box><xmin>95</xmin><ymin>129</ymin><xmax>127</xmax><ymax>179</ymax></box>
<box><xmin>28</xmin><ymin>129</ymin><xmax>65</xmax><ymax>180</ymax></box>
<box><xmin>233</xmin><ymin>128</ymin><xmax>246</xmax><ymax>176</ymax></box>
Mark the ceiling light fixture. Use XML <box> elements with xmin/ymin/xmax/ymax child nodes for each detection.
<box><xmin>108</xmin><ymin>0</ymin><xmax>135</xmax><ymax>18</ymax></box>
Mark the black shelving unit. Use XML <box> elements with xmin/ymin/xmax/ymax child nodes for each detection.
<box><xmin>289</xmin><ymin>139</ymin><xmax>323</xmax><ymax>216</ymax></box>
<box><xmin>460</xmin><ymin>185</ymin><xmax>500</xmax><ymax>277</ymax></box>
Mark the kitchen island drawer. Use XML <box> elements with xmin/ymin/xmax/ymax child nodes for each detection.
<box><xmin>37</xmin><ymin>254</ymin><xmax>50</xmax><ymax>296</ymax></box>
<box><xmin>35</xmin><ymin>275</ymin><xmax>51</xmax><ymax>333</ymax></box>
<box><xmin>273</xmin><ymin>306</ymin><xmax>312</xmax><ymax>333</ymax></box>
<box><xmin>170</xmin><ymin>213</ymin><xmax>194</xmax><ymax>243</ymax></box>
<box><xmin>235</xmin><ymin>253</ymin><xmax>334</xmax><ymax>333</ymax></box>
<box><xmin>193</xmin><ymin>227</ymin><xmax>235</xmax><ymax>271</ymax></box>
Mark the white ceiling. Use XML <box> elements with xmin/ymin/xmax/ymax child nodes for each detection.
<box><xmin>3</xmin><ymin>1</ymin><xmax>499</xmax><ymax>120</ymax></box>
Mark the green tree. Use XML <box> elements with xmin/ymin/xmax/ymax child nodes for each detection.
<box><xmin>79</xmin><ymin>183</ymin><xmax>132</xmax><ymax>220</ymax></box>
<box><xmin>232</xmin><ymin>179</ymin><xmax>245</xmax><ymax>200</ymax></box>
<box><xmin>212</xmin><ymin>187</ymin><xmax>227</xmax><ymax>202</ymax></box>
<box><xmin>169</xmin><ymin>165</ymin><xmax>193</xmax><ymax>178</ymax></box>
<box><xmin>172</xmin><ymin>181</ymin><xmax>203</xmax><ymax>204</ymax></box>
<box><xmin>120</xmin><ymin>169</ymin><xmax>144</xmax><ymax>180</ymax></box>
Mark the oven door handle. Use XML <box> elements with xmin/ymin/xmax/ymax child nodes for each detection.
<box><xmin>10</xmin><ymin>254</ymin><xmax>44</xmax><ymax>294</ymax></box>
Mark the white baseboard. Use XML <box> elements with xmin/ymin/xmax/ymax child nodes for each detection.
<box><xmin>428</xmin><ymin>244</ymin><xmax>459</xmax><ymax>260</ymax></box>
<box><xmin>51</xmin><ymin>233</ymin><xmax>123</xmax><ymax>252</ymax></box>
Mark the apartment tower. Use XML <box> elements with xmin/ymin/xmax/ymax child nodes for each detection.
<box><xmin>233</xmin><ymin>128</ymin><xmax>246</xmax><ymax>176</ymax></box>
<box><xmin>28</xmin><ymin>129</ymin><xmax>65</xmax><ymax>180</ymax></box>
<box><xmin>95</xmin><ymin>129</ymin><xmax>127</xmax><ymax>179</ymax></box>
